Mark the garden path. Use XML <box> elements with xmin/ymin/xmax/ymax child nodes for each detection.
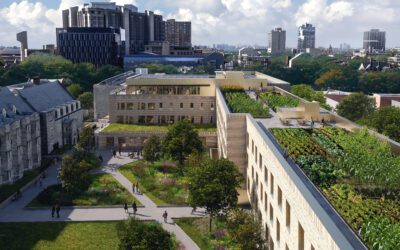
<box><xmin>0</xmin><ymin>150</ymin><xmax>204</xmax><ymax>250</ymax></box>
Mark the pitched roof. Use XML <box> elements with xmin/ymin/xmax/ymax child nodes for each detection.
<box><xmin>12</xmin><ymin>82</ymin><xmax>74</xmax><ymax>112</ymax></box>
<box><xmin>0</xmin><ymin>87</ymin><xmax>35</xmax><ymax>125</ymax></box>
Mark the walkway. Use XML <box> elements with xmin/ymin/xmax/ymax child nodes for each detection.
<box><xmin>0</xmin><ymin>150</ymin><xmax>205</xmax><ymax>250</ymax></box>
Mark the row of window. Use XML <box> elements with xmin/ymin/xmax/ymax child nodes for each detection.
<box><xmin>249</xmin><ymin>137</ymin><xmax>314</xmax><ymax>250</ymax></box>
<box><xmin>117</xmin><ymin>102</ymin><xmax>215</xmax><ymax>111</ymax></box>
<box><xmin>116</xmin><ymin>115</ymin><xmax>214</xmax><ymax>124</ymax></box>
<box><xmin>55</xmin><ymin>102</ymin><xmax>80</xmax><ymax>119</ymax></box>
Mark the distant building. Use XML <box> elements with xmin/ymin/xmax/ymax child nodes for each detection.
<box><xmin>339</xmin><ymin>43</ymin><xmax>351</xmax><ymax>52</ymax></box>
<box><xmin>0</xmin><ymin>87</ymin><xmax>41</xmax><ymax>185</ymax></box>
<box><xmin>297</xmin><ymin>23</ymin><xmax>315</xmax><ymax>52</ymax></box>
<box><xmin>9</xmin><ymin>79</ymin><xmax>84</xmax><ymax>154</ymax></box>
<box><xmin>123</xmin><ymin>52</ymin><xmax>225</xmax><ymax>71</ymax></box>
<box><xmin>373</xmin><ymin>93</ymin><xmax>400</xmax><ymax>108</ymax></box>
<box><xmin>238</xmin><ymin>47</ymin><xmax>269</xmax><ymax>68</ymax></box>
<box><xmin>268</xmin><ymin>28</ymin><xmax>286</xmax><ymax>54</ymax></box>
<box><xmin>56</xmin><ymin>27</ymin><xmax>121</xmax><ymax>67</ymax></box>
<box><xmin>16</xmin><ymin>31</ymin><xmax>28</xmax><ymax>62</ymax></box>
<box><xmin>363</xmin><ymin>29</ymin><xmax>386</xmax><ymax>53</ymax></box>
<box><xmin>165</xmin><ymin>19</ymin><xmax>191</xmax><ymax>47</ymax></box>
<box><xmin>388</xmin><ymin>55</ymin><xmax>400</xmax><ymax>67</ymax></box>
<box><xmin>358</xmin><ymin>58</ymin><xmax>389</xmax><ymax>71</ymax></box>
<box><xmin>0</xmin><ymin>48</ymin><xmax>21</xmax><ymax>67</ymax></box>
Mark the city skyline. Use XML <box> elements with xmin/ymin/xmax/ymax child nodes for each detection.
<box><xmin>0</xmin><ymin>0</ymin><xmax>399</xmax><ymax>49</ymax></box>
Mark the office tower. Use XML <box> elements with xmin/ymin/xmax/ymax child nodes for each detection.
<box><xmin>16</xmin><ymin>31</ymin><xmax>28</xmax><ymax>61</ymax></box>
<box><xmin>165</xmin><ymin>19</ymin><xmax>191</xmax><ymax>47</ymax></box>
<box><xmin>297</xmin><ymin>23</ymin><xmax>315</xmax><ymax>51</ymax></box>
<box><xmin>56</xmin><ymin>27</ymin><xmax>120</xmax><ymax>67</ymax></box>
<box><xmin>363</xmin><ymin>29</ymin><xmax>386</xmax><ymax>52</ymax></box>
<box><xmin>268</xmin><ymin>28</ymin><xmax>286</xmax><ymax>54</ymax></box>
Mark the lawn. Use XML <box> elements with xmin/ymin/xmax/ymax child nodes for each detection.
<box><xmin>0</xmin><ymin>158</ymin><xmax>53</xmax><ymax>203</ymax></box>
<box><xmin>175</xmin><ymin>217</ymin><xmax>237</xmax><ymax>250</ymax></box>
<box><xmin>102</xmin><ymin>123</ymin><xmax>217</xmax><ymax>133</ymax></box>
<box><xmin>28</xmin><ymin>174</ymin><xmax>139</xmax><ymax>207</ymax></box>
<box><xmin>119</xmin><ymin>161</ymin><xmax>189</xmax><ymax>205</ymax></box>
<box><xmin>0</xmin><ymin>221</ymin><xmax>120</xmax><ymax>250</ymax></box>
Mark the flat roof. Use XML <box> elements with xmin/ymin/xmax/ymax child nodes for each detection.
<box><xmin>137</xmin><ymin>74</ymin><xmax>214</xmax><ymax>79</ymax></box>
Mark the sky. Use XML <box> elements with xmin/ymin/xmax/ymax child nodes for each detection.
<box><xmin>0</xmin><ymin>0</ymin><xmax>399</xmax><ymax>49</ymax></box>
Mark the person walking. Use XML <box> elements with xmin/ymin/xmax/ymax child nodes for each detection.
<box><xmin>124</xmin><ymin>202</ymin><xmax>128</xmax><ymax>213</ymax></box>
<box><xmin>55</xmin><ymin>203</ymin><xmax>61</xmax><ymax>218</ymax></box>
<box><xmin>118</xmin><ymin>147</ymin><xmax>122</xmax><ymax>156</ymax></box>
<box><xmin>39</xmin><ymin>177</ymin><xmax>43</xmax><ymax>187</ymax></box>
<box><xmin>113</xmin><ymin>150</ymin><xmax>116</xmax><ymax>158</ymax></box>
<box><xmin>132</xmin><ymin>201</ymin><xmax>137</xmax><ymax>215</ymax></box>
<box><xmin>162</xmin><ymin>210</ymin><xmax>168</xmax><ymax>223</ymax></box>
<box><xmin>51</xmin><ymin>204</ymin><xmax>55</xmax><ymax>218</ymax></box>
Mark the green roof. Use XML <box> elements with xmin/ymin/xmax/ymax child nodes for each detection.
<box><xmin>102</xmin><ymin>123</ymin><xmax>217</xmax><ymax>133</ymax></box>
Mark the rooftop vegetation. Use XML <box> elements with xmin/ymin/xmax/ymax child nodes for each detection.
<box><xmin>259</xmin><ymin>92</ymin><xmax>299</xmax><ymax>112</ymax></box>
<box><xmin>270</xmin><ymin>127</ymin><xmax>400</xmax><ymax>249</ymax></box>
<box><xmin>102</xmin><ymin>123</ymin><xmax>217</xmax><ymax>133</ymax></box>
<box><xmin>221</xmin><ymin>87</ymin><xmax>269</xmax><ymax>117</ymax></box>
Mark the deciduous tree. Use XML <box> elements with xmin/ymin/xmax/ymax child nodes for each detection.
<box><xmin>143</xmin><ymin>135</ymin><xmax>161</xmax><ymax>163</ymax></box>
<box><xmin>337</xmin><ymin>93</ymin><xmax>375</xmax><ymax>121</ymax></box>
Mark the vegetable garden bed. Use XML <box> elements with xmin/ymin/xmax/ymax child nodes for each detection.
<box><xmin>222</xmin><ymin>88</ymin><xmax>269</xmax><ymax>118</ymax></box>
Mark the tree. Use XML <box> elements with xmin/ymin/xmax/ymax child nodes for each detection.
<box><xmin>188</xmin><ymin>158</ymin><xmax>243</xmax><ymax>231</ymax></box>
<box><xmin>161</xmin><ymin>119</ymin><xmax>203</xmax><ymax>166</ymax></box>
<box><xmin>59</xmin><ymin>156</ymin><xmax>91</xmax><ymax>194</ymax></box>
<box><xmin>337</xmin><ymin>93</ymin><xmax>376</xmax><ymax>121</ymax></box>
<box><xmin>226</xmin><ymin>209</ymin><xmax>266</xmax><ymax>250</ymax></box>
<box><xmin>67</xmin><ymin>83</ymin><xmax>82</xmax><ymax>98</ymax></box>
<box><xmin>143</xmin><ymin>135</ymin><xmax>161</xmax><ymax>163</ymax></box>
<box><xmin>364</xmin><ymin>106</ymin><xmax>400</xmax><ymax>142</ymax></box>
<box><xmin>77</xmin><ymin>126</ymin><xmax>95</xmax><ymax>152</ymax></box>
<box><xmin>117</xmin><ymin>218</ymin><xmax>174</xmax><ymax>250</ymax></box>
<box><xmin>78</xmin><ymin>92</ymin><xmax>94</xmax><ymax>110</ymax></box>
<box><xmin>291</xmin><ymin>84</ymin><xmax>326</xmax><ymax>103</ymax></box>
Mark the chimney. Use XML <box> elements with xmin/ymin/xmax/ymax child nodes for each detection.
<box><xmin>33</xmin><ymin>76</ymin><xmax>40</xmax><ymax>85</ymax></box>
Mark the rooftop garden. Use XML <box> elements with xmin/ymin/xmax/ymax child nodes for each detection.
<box><xmin>259</xmin><ymin>92</ymin><xmax>299</xmax><ymax>112</ymax></box>
<box><xmin>221</xmin><ymin>87</ymin><xmax>269</xmax><ymax>118</ymax></box>
<box><xmin>102</xmin><ymin>123</ymin><xmax>217</xmax><ymax>133</ymax></box>
<box><xmin>270</xmin><ymin>127</ymin><xmax>400</xmax><ymax>249</ymax></box>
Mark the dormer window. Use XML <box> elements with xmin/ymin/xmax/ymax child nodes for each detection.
<box><xmin>12</xmin><ymin>105</ymin><xmax>17</xmax><ymax>114</ymax></box>
<box><xmin>2</xmin><ymin>108</ymin><xmax>6</xmax><ymax>118</ymax></box>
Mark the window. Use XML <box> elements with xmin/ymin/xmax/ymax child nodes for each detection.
<box><xmin>200</xmin><ymin>103</ymin><xmax>204</xmax><ymax>109</ymax></box>
<box><xmin>285</xmin><ymin>244</ymin><xmax>289</xmax><ymax>250</ymax></box>
<box><xmin>252</xmin><ymin>140</ymin><xmax>254</xmax><ymax>154</ymax></box>
<box><xmin>148</xmin><ymin>103</ymin><xmax>155</xmax><ymax>110</ymax></box>
<box><xmin>264</xmin><ymin>192</ymin><xmax>268</xmax><ymax>211</ymax></box>
<box><xmin>252</xmin><ymin>166</ymin><xmax>254</xmax><ymax>179</ymax></box>
<box><xmin>260</xmin><ymin>184</ymin><xmax>263</xmax><ymax>201</ymax></box>
<box><xmin>255</xmin><ymin>146</ymin><xmax>258</xmax><ymax>163</ymax></box>
<box><xmin>298</xmin><ymin>223</ymin><xmax>304</xmax><ymax>250</ymax></box>
<box><xmin>264</xmin><ymin>166</ymin><xmax>268</xmax><ymax>183</ymax></box>
<box><xmin>278</xmin><ymin>186</ymin><xmax>282</xmax><ymax>207</ymax></box>
<box><xmin>270</xmin><ymin>173</ymin><xmax>274</xmax><ymax>195</ymax></box>
<box><xmin>127</xmin><ymin>103</ymin><xmax>134</xmax><ymax>110</ymax></box>
<box><xmin>311</xmin><ymin>245</ymin><xmax>315</xmax><ymax>250</ymax></box>
<box><xmin>211</xmin><ymin>103</ymin><xmax>214</xmax><ymax>110</ymax></box>
<box><xmin>286</xmin><ymin>201</ymin><xmax>291</xmax><ymax>228</ymax></box>
<box><xmin>210</xmin><ymin>116</ymin><xmax>213</xmax><ymax>123</ymax></box>
<box><xmin>159</xmin><ymin>103</ymin><xmax>163</xmax><ymax>109</ymax></box>
<box><xmin>259</xmin><ymin>154</ymin><xmax>262</xmax><ymax>169</ymax></box>
<box><xmin>256</xmin><ymin>173</ymin><xmax>259</xmax><ymax>186</ymax></box>
<box><xmin>200</xmin><ymin>116</ymin><xmax>203</xmax><ymax>124</ymax></box>
<box><xmin>180</xmin><ymin>103</ymin><xmax>183</xmax><ymax>109</ymax></box>
<box><xmin>190</xmin><ymin>103</ymin><xmax>194</xmax><ymax>109</ymax></box>
<box><xmin>269</xmin><ymin>204</ymin><xmax>274</xmax><ymax>222</ymax></box>
<box><xmin>169</xmin><ymin>102</ymin><xmax>174</xmax><ymax>108</ymax></box>
<box><xmin>141</xmin><ymin>103</ymin><xmax>146</xmax><ymax>110</ymax></box>
<box><xmin>276</xmin><ymin>219</ymin><xmax>280</xmax><ymax>242</ymax></box>
<box><xmin>247</xmin><ymin>177</ymin><xmax>250</xmax><ymax>190</ymax></box>
<box><xmin>120</xmin><ymin>103</ymin><xmax>125</xmax><ymax>110</ymax></box>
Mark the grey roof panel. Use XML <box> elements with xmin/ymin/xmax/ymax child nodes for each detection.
<box><xmin>0</xmin><ymin>87</ymin><xmax>35</xmax><ymax>125</ymax></box>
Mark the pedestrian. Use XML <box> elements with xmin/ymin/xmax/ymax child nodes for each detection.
<box><xmin>55</xmin><ymin>203</ymin><xmax>60</xmax><ymax>218</ymax></box>
<box><xmin>163</xmin><ymin>210</ymin><xmax>168</xmax><ymax>223</ymax></box>
<box><xmin>51</xmin><ymin>204</ymin><xmax>55</xmax><ymax>218</ymax></box>
<box><xmin>191</xmin><ymin>206</ymin><xmax>196</xmax><ymax>214</ymax></box>
<box><xmin>113</xmin><ymin>150</ymin><xmax>116</xmax><ymax>158</ymax></box>
<box><xmin>132</xmin><ymin>183</ymin><xmax>136</xmax><ymax>193</ymax></box>
<box><xmin>118</xmin><ymin>147</ymin><xmax>122</xmax><ymax>156</ymax></box>
<box><xmin>39</xmin><ymin>177</ymin><xmax>43</xmax><ymax>187</ymax></box>
<box><xmin>124</xmin><ymin>202</ymin><xmax>128</xmax><ymax>213</ymax></box>
<box><xmin>132</xmin><ymin>201</ymin><xmax>137</xmax><ymax>215</ymax></box>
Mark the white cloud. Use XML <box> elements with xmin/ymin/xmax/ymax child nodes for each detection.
<box><xmin>0</xmin><ymin>0</ymin><xmax>399</xmax><ymax>49</ymax></box>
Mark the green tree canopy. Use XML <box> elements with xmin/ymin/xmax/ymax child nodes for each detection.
<box><xmin>226</xmin><ymin>209</ymin><xmax>266</xmax><ymax>250</ymax></box>
<box><xmin>67</xmin><ymin>84</ymin><xmax>82</xmax><ymax>98</ymax></box>
<box><xmin>363</xmin><ymin>107</ymin><xmax>400</xmax><ymax>142</ymax></box>
<box><xmin>143</xmin><ymin>135</ymin><xmax>161</xmax><ymax>163</ymax></box>
<box><xmin>161</xmin><ymin>119</ymin><xmax>203</xmax><ymax>166</ymax></box>
<box><xmin>78</xmin><ymin>92</ymin><xmax>94</xmax><ymax>110</ymax></box>
<box><xmin>188</xmin><ymin>158</ymin><xmax>243</xmax><ymax>231</ymax></box>
<box><xmin>77</xmin><ymin>126</ymin><xmax>95</xmax><ymax>152</ymax></box>
<box><xmin>337</xmin><ymin>92</ymin><xmax>376</xmax><ymax>121</ymax></box>
<box><xmin>117</xmin><ymin>218</ymin><xmax>174</xmax><ymax>250</ymax></box>
<box><xmin>59</xmin><ymin>156</ymin><xmax>91</xmax><ymax>194</ymax></box>
<box><xmin>291</xmin><ymin>84</ymin><xmax>326</xmax><ymax>103</ymax></box>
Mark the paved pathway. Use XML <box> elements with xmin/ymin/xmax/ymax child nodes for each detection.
<box><xmin>0</xmin><ymin>150</ymin><xmax>205</xmax><ymax>250</ymax></box>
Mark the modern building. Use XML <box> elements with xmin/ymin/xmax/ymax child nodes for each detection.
<box><xmin>297</xmin><ymin>23</ymin><xmax>316</xmax><ymax>52</ymax></box>
<box><xmin>123</xmin><ymin>52</ymin><xmax>225</xmax><ymax>71</ymax></box>
<box><xmin>61</xmin><ymin>2</ymin><xmax>190</xmax><ymax>56</ymax></box>
<box><xmin>165</xmin><ymin>19</ymin><xmax>191</xmax><ymax>47</ymax></box>
<box><xmin>8</xmin><ymin>79</ymin><xmax>84</xmax><ymax>154</ymax></box>
<box><xmin>268</xmin><ymin>28</ymin><xmax>286</xmax><ymax>54</ymax></box>
<box><xmin>16</xmin><ymin>31</ymin><xmax>28</xmax><ymax>62</ymax></box>
<box><xmin>238</xmin><ymin>47</ymin><xmax>269</xmax><ymax>68</ymax></box>
<box><xmin>388</xmin><ymin>54</ymin><xmax>400</xmax><ymax>67</ymax></box>
<box><xmin>56</xmin><ymin>27</ymin><xmax>121</xmax><ymax>67</ymax></box>
<box><xmin>363</xmin><ymin>29</ymin><xmax>386</xmax><ymax>53</ymax></box>
<box><xmin>0</xmin><ymin>87</ymin><xmax>41</xmax><ymax>185</ymax></box>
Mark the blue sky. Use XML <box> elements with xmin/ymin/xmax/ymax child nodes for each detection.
<box><xmin>0</xmin><ymin>0</ymin><xmax>399</xmax><ymax>48</ymax></box>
